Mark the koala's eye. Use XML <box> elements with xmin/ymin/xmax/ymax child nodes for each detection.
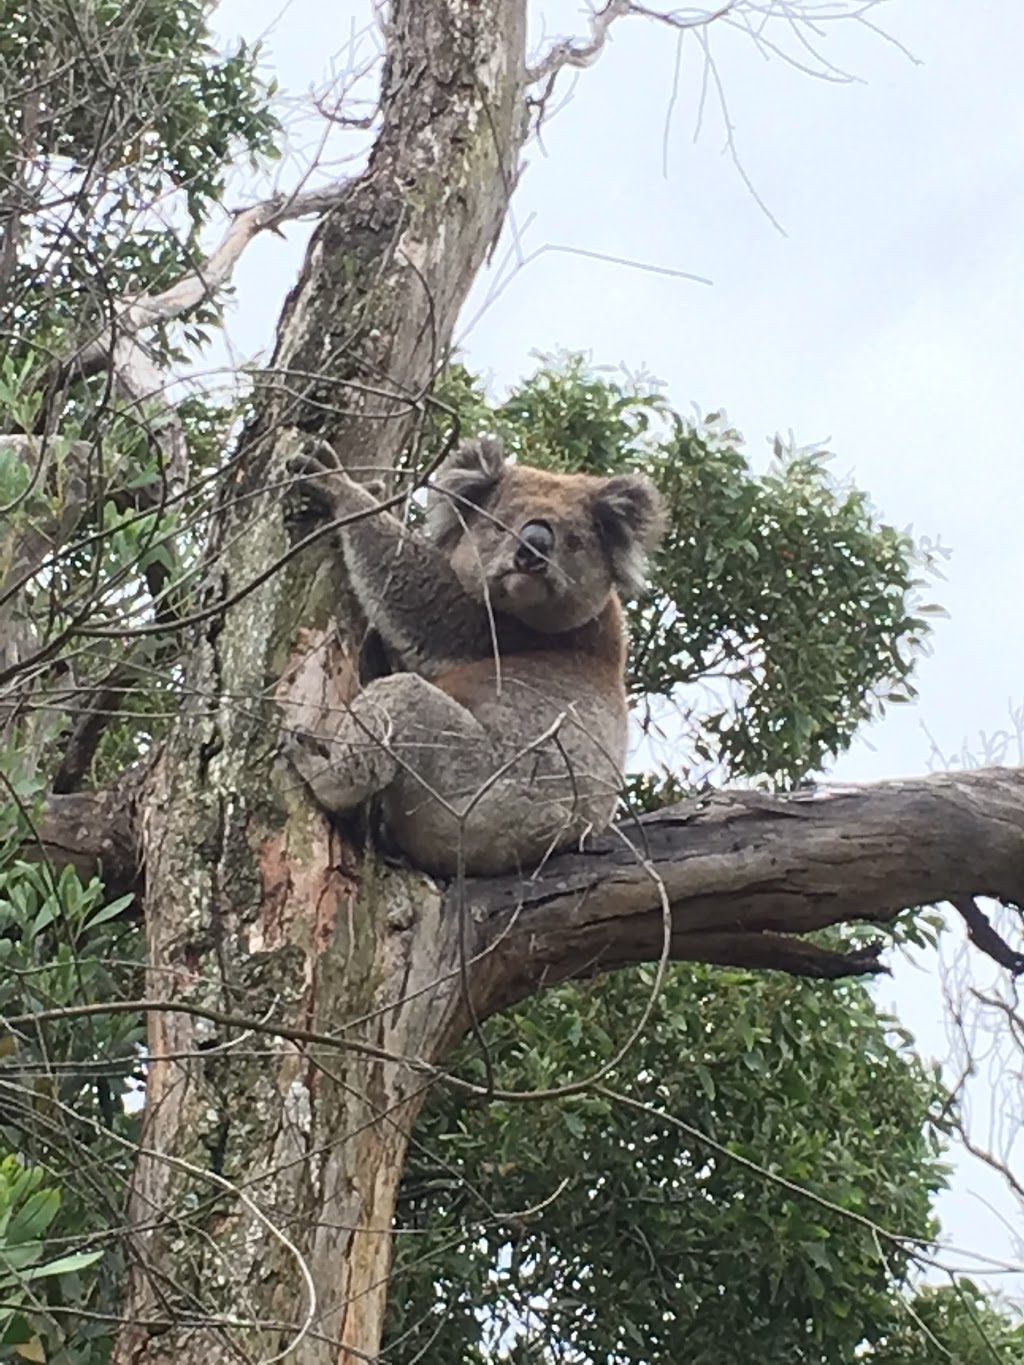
<box><xmin>566</xmin><ymin>532</ymin><xmax>583</xmax><ymax>551</ymax></box>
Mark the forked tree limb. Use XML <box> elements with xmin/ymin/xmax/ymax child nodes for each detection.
<box><xmin>30</xmin><ymin>766</ymin><xmax>1024</xmax><ymax>989</ymax></box>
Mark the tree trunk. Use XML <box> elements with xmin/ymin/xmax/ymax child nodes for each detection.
<box><xmin>105</xmin><ymin>3</ymin><xmax>1024</xmax><ymax>1360</ymax></box>
<box><xmin>114</xmin><ymin>4</ymin><xmax>527</xmax><ymax>1361</ymax></box>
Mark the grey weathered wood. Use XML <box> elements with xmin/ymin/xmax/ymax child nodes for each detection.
<box><xmin>35</xmin><ymin>767</ymin><xmax>1024</xmax><ymax>995</ymax></box>
<box><xmin>461</xmin><ymin>770</ymin><xmax>1024</xmax><ymax>1019</ymax></box>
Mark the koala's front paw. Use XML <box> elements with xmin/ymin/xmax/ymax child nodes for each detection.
<box><xmin>287</xmin><ymin>441</ymin><xmax>356</xmax><ymax>516</ymax></box>
<box><xmin>287</xmin><ymin>442</ymin><xmax>388</xmax><ymax>521</ymax></box>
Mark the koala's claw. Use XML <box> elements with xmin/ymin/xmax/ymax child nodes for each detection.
<box><xmin>286</xmin><ymin>441</ymin><xmax>342</xmax><ymax>505</ymax></box>
<box><xmin>287</xmin><ymin>442</ymin><xmax>387</xmax><ymax>513</ymax></box>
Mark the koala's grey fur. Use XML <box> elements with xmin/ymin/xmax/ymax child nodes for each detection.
<box><xmin>284</xmin><ymin>437</ymin><xmax>665</xmax><ymax>876</ymax></box>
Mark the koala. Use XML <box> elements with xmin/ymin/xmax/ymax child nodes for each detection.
<box><xmin>284</xmin><ymin>437</ymin><xmax>665</xmax><ymax>877</ymax></box>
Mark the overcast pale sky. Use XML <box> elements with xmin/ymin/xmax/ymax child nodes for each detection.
<box><xmin>211</xmin><ymin>0</ymin><xmax>1024</xmax><ymax>1305</ymax></box>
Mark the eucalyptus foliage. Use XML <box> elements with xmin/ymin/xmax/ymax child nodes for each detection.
<box><xmin>0</xmin><ymin>0</ymin><xmax>279</xmax><ymax>366</ymax></box>
<box><xmin>0</xmin><ymin>1156</ymin><xmax>105</xmax><ymax>1363</ymax></box>
<box><xmin>865</xmin><ymin>1282</ymin><xmax>1024</xmax><ymax>1364</ymax></box>
<box><xmin>386</xmin><ymin>967</ymin><xmax>951</xmax><ymax>1364</ymax></box>
<box><xmin>0</xmin><ymin>766</ymin><xmax>141</xmax><ymax>1364</ymax></box>
<box><xmin>0</xmin><ymin>14</ymin><xmax>1010</xmax><ymax>1350</ymax></box>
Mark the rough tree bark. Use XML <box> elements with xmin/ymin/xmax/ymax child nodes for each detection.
<box><xmin>101</xmin><ymin>4</ymin><xmax>1024</xmax><ymax>1363</ymax></box>
<box><xmin>114</xmin><ymin>4</ymin><xmax>529</xmax><ymax>1361</ymax></box>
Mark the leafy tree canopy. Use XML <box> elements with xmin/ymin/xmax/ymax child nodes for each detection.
<box><xmin>388</xmin><ymin>965</ymin><xmax>947</xmax><ymax>1363</ymax></box>
<box><xmin>866</xmin><ymin>1282</ymin><xmax>1024</xmax><ymax>1364</ymax></box>
<box><xmin>0</xmin><ymin>15</ymin><xmax>1013</xmax><ymax>1351</ymax></box>
<box><xmin>0</xmin><ymin>0</ymin><xmax>279</xmax><ymax>368</ymax></box>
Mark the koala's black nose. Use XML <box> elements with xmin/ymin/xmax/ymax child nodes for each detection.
<box><xmin>514</xmin><ymin>520</ymin><xmax>554</xmax><ymax>573</ymax></box>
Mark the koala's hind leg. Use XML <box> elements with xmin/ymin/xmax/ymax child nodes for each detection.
<box><xmin>283</xmin><ymin>672</ymin><xmax>489</xmax><ymax>816</ymax></box>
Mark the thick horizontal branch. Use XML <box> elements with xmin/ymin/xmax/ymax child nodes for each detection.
<box><xmin>461</xmin><ymin>767</ymin><xmax>1024</xmax><ymax>1017</ymax></box>
<box><xmin>31</xmin><ymin>766</ymin><xmax>1024</xmax><ymax>999</ymax></box>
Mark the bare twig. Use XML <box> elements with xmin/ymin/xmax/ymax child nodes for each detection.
<box><xmin>526</xmin><ymin>0</ymin><xmax>632</xmax><ymax>85</ymax></box>
<box><xmin>951</xmin><ymin>897</ymin><xmax>1024</xmax><ymax>976</ymax></box>
<box><xmin>34</xmin><ymin>180</ymin><xmax>354</xmax><ymax>493</ymax></box>
<box><xmin>527</xmin><ymin>2</ymin><xmax>736</xmax><ymax>84</ymax></box>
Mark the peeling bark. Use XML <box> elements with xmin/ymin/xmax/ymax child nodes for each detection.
<box><xmin>115</xmin><ymin>4</ymin><xmax>530</xmax><ymax>1362</ymax></box>
<box><xmin>102</xmin><ymin>0</ymin><xmax>1024</xmax><ymax>1359</ymax></box>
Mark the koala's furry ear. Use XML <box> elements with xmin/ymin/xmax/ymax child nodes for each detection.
<box><xmin>593</xmin><ymin>473</ymin><xmax>666</xmax><ymax>598</ymax></box>
<box><xmin>426</xmin><ymin>436</ymin><xmax>507</xmax><ymax>544</ymax></box>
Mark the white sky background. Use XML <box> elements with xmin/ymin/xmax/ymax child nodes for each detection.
<box><xmin>210</xmin><ymin>0</ymin><xmax>1024</xmax><ymax>1307</ymax></box>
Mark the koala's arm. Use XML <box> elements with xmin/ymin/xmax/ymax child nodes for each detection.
<box><xmin>293</xmin><ymin>449</ymin><xmax>493</xmax><ymax>674</ymax></box>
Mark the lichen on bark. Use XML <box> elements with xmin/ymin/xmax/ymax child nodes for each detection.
<box><xmin>116</xmin><ymin>4</ymin><xmax>532</xmax><ymax>1361</ymax></box>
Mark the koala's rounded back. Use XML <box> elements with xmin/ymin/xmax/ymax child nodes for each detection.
<box><xmin>428</xmin><ymin>438</ymin><xmax>665</xmax><ymax>635</ymax></box>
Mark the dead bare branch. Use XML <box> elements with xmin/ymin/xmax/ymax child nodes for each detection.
<box><xmin>951</xmin><ymin>897</ymin><xmax>1024</xmax><ymax>976</ymax></box>
<box><xmin>27</xmin><ymin>180</ymin><xmax>354</xmax><ymax>501</ymax></box>
<box><xmin>113</xmin><ymin>184</ymin><xmax>353</xmax><ymax>338</ymax></box>
<box><xmin>527</xmin><ymin>2</ymin><xmax>736</xmax><ymax>86</ymax></box>
<box><xmin>527</xmin><ymin>0</ymin><xmax>632</xmax><ymax>85</ymax></box>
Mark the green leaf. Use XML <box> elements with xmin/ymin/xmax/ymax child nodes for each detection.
<box><xmin>695</xmin><ymin>1064</ymin><xmax>716</xmax><ymax>1101</ymax></box>
<box><xmin>6</xmin><ymin>1189</ymin><xmax>59</xmax><ymax>1243</ymax></box>
<box><xmin>83</xmin><ymin>893</ymin><xmax>135</xmax><ymax>928</ymax></box>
